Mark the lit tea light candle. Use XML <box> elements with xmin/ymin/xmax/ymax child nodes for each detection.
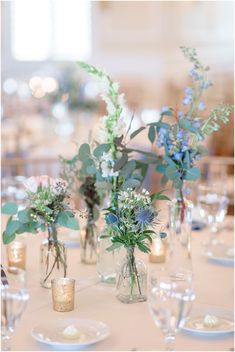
<box><xmin>7</xmin><ymin>241</ymin><xmax>26</xmax><ymax>270</ymax></box>
<box><xmin>51</xmin><ymin>278</ymin><xmax>75</xmax><ymax>312</ymax></box>
<box><xmin>149</xmin><ymin>235</ymin><xmax>167</xmax><ymax>263</ymax></box>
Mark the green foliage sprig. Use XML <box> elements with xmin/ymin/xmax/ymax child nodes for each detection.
<box><xmin>1</xmin><ymin>176</ymin><xmax>79</xmax><ymax>244</ymax></box>
<box><xmin>103</xmin><ymin>188</ymin><xmax>169</xmax><ymax>253</ymax></box>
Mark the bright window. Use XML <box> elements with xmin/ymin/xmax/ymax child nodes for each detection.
<box><xmin>11</xmin><ymin>0</ymin><xmax>91</xmax><ymax>61</ymax></box>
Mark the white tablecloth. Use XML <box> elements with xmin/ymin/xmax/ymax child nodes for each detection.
<box><xmin>1</xmin><ymin>217</ymin><xmax>234</xmax><ymax>351</ymax></box>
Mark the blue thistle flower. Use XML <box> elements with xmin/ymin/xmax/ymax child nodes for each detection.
<box><xmin>135</xmin><ymin>208</ymin><xmax>154</xmax><ymax>228</ymax></box>
<box><xmin>106</xmin><ymin>213</ymin><xmax>118</xmax><ymax>225</ymax></box>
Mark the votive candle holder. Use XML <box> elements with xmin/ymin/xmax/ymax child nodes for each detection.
<box><xmin>149</xmin><ymin>237</ymin><xmax>167</xmax><ymax>263</ymax></box>
<box><xmin>7</xmin><ymin>241</ymin><xmax>26</xmax><ymax>270</ymax></box>
<box><xmin>51</xmin><ymin>278</ymin><xmax>75</xmax><ymax>312</ymax></box>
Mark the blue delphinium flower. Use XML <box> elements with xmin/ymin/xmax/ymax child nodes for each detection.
<box><xmin>190</xmin><ymin>69</ymin><xmax>202</xmax><ymax>81</ymax></box>
<box><xmin>106</xmin><ymin>213</ymin><xmax>118</xmax><ymax>225</ymax></box>
<box><xmin>157</xmin><ymin>127</ymin><xmax>168</xmax><ymax>147</ymax></box>
<box><xmin>198</xmin><ymin>101</ymin><xmax>206</xmax><ymax>111</ymax></box>
<box><xmin>184</xmin><ymin>87</ymin><xmax>193</xmax><ymax>95</ymax></box>
<box><xmin>135</xmin><ymin>208</ymin><xmax>154</xmax><ymax>228</ymax></box>
<box><xmin>176</xmin><ymin>130</ymin><xmax>184</xmax><ymax>140</ymax></box>
<box><xmin>194</xmin><ymin>153</ymin><xmax>201</xmax><ymax>161</ymax></box>
<box><xmin>183</xmin><ymin>95</ymin><xmax>192</xmax><ymax>106</ymax></box>
<box><xmin>181</xmin><ymin>140</ymin><xmax>189</xmax><ymax>152</ymax></box>
<box><xmin>173</xmin><ymin>152</ymin><xmax>183</xmax><ymax>161</ymax></box>
<box><xmin>177</xmin><ymin>111</ymin><xmax>184</xmax><ymax>119</ymax></box>
<box><xmin>200</xmin><ymin>80</ymin><xmax>213</xmax><ymax>89</ymax></box>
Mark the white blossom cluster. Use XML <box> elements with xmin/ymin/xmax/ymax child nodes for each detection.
<box><xmin>100</xmin><ymin>151</ymin><xmax>119</xmax><ymax>178</ymax></box>
<box><xmin>98</xmin><ymin>74</ymin><xmax>127</xmax><ymax>144</ymax></box>
<box><xmin>118</xmin><ymin>188</ymin><xmax>151</xmax><ymax>210</ymax></box>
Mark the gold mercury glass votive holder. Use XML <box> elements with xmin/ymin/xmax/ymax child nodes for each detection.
<box><xmin>149</xmin><ymin>237</ymin><xmax>167</xmax><ymax>263</ymax></box>
<box><xmin>7</xmin><ymin>241</ymin><xmax>26</xmax><ymax>270</ymax></box>
<box><xmin>51</xmin><ymin>278</ymin><xmax>75</xmax><ymax>312</ymax></box>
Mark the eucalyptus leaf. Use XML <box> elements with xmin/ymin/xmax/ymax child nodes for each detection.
<box><xmin>1</xmin><ymin>202</ymin><xmax>18</xmax><ymax>215</ymax></box>
<box><xmin>18</xmin><ymin>209</ymin><xmax>31</xmax><ymax>224</ymax></box>
<box><xmin>93</xmin><ymin>144</ymin><xmax>111</xmax><ymax>158</ymax></box>
<box><xmin>3</xmin><ymin>231</ymin><xmax>15</xmax><ymax>245</ymax></box>
<box><xmin>6</xmin><ymin>220</ymin><xmax>21</xmax><ymax>236</ymax></box>
<box><xmin>130</xmin><ymin>127</ymin><xmax>146</xmax><ymax>140</ymax></box>
<box><xmin>113</xmin><ymin>153</ymin><xmax>128</xmax><ymax>172</ymax></box>
<box><xmin>121</xmin><ymin>179</ymin><xmax>141</xmax><ymax>190</ymax></box>
<box><xmin>165</xmin><ymin>166</ymin><xmax>179</xmax><ymax>180</ymax></box>
<box><xmin>173</xmin><ymin>178</ymin><xmax>183</xmax><ymax>189</ymax></box>
<box><xmin>148</xmin><ymin>126</ymin><xmax>156</xmax><ymax>144</ymax></box>
<box><xmin>78</xmin><ymin>143</ymin><xmax>90</xmax><ymax>161</ymax></box>
<box><xmin>185</xmin><ymin>167</ymin><xmax>201</xmax><ymax>180</ymax></box>
<box><xmin>66</xmin><ymin>217</ymin><xmax>80</xmax><ymax>230</ymax></box>
<box><xmin>120</xmin><ymin>160</ymin><xmax>136</xmax><ymax>178</ymax></box>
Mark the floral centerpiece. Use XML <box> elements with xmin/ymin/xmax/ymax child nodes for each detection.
<box><xmin>104</xmin><ymin>188</ymin><xmax>168</xmax><ymax>303</ymax></box>
<box><xmin>61</xmin><ymin>152</ymin><xmax>102</xmax><ymax>265</ymax></box>
<box><xmin>144</xmin><ymin>47</ymin><xmax>233</xmax><ymax>207</ymax></box>
<box><xmin>65</xmin><ymin>62</ymin><xmax>152</xmax><ymax>282</ymax></box>
<box><xmin>1</xmin><ymin>175</ymin><xmax>79</xmax><ymax>288</ymax></box>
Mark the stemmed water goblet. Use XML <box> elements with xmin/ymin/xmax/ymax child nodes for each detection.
<box><xmin>197</xmin><ymin>182</ymin><xmax>229</xmax><ymax>246</ymax></box>
<box><xmin>1</xmin><ymin>266</ymin><xmax>29</xmax><ymax>351</ymax></box>
<box><xmin>148</xmin><ymin>267</ymin><xmax>195</xmax><ymax>351</ymax></box>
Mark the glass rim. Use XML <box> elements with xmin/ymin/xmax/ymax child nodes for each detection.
<box><xmin>168</xmin><ymin>200</ymin><xmax>193</xmax><ymax>209</ymax></box>
<box><xmin>7</xmin><ymin>241</ymin><xmax>26</xmax><ymax>249</ymax></box>
<box><xmin>51</xmin><ymin>277</ymin><xmax>75</xmax><ymax>285</ymax></box>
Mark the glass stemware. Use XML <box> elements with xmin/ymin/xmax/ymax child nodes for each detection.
<box><xmin>1</xmin><ymin>266</ymin><xmax>29</xmax><ymax>351</ymax></box>
<box><xmin>148</xmin><ymin>267</ymin><xmax>195</xmax><ymax>351</ymax></box>
<box><xmin>197</xmin><ymin>183</ymin><xmax>229</xmax><ymax>245</ymax></box>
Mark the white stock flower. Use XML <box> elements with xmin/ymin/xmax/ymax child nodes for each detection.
<box><xmin>100</xmin><ymin>152</ymin><xmax>119</xmax><ymax>178</ymax></box>
<box><xmin>101</xmin><ymin>94</ymin><xmax>116</xmax><ymax>115</ymax></box>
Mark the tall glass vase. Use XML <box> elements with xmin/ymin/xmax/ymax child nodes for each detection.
<box><xmin>97</xmin><ymin>226</ymin><xmax>124</xmax><ymax>284</ymax></box>
<box><xmin>80</xmin><ymin>211</ymin><xmax>98</xmax><ymax>265</ymax></box>
<box><xmin>40</xmin><ymin>224</ymin><xmax>67</xmax><ymax>289</ymax></box>
<box><xmin>168</xmin><ymin>198</ymin><xmax>193</xmax><ymax>277</ymax></box>
<box><xmin>116</xmin><ymin>247</ymin><xmax>147</xmax><ymax>303</ymax></box>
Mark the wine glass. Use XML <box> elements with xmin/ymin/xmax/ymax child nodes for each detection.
<box><xmin>197</xmin><ymin>183</ymin><xmax>229</xmax><ymax>245</ymax></box>
<box><xmin>148</xmin><ymin>267</ymin><xmax>195</xmax><ymax>351</ymax></box>
<box><xmin>1</xmin><ymin>266</ymin><xmax>29</xmax><ymax>351</ymax></box>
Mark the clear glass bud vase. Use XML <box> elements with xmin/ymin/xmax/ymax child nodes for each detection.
<box><xmin>40</xmin><ymin>224</ymin><xmax>67</xmax><ymax>289</ymax></box>
<box><xmin>168</xmin><ymin>198</ymin><xmax>193</xmax><ymax>277</ymax></box>
<box><xmin>80</xmin><ymin>216</ymin><xmax>98</xmax><ymax>265</ymax></box>
<box><xmin>116</xmin><ymin>247</ymin><xmax>147</xmax><ymax>303</ymax></box>
<box><xmin>97</xmin><ymin>227</ymin><xmax>124</xmax><ymax>284</ymax></box>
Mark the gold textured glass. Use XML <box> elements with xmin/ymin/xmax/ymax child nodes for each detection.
<box><xmin>7</xmin><ymin>241</ymin><xmax>26</xmax><ymax>270</ymax></box>
<box><xmin>51</xmin><ymin>278</ymin><xmax>75</xmax><ymax>312</ymax></box>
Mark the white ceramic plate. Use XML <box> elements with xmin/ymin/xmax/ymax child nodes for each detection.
<box><xmin>31</xmin><ymin>318</ymin><xmax>110</xmax><ymax>350</ymax></box>
<box><xmin>206</xmin><ymin>244</ymin><xmax>234</xmax><ymax>265</ymax></box>
<box><xmin>182</xmin><ymin>307</ymin><xmax>234</xmax><ymax>336</ymax></box>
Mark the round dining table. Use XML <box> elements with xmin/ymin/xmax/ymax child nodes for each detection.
<box><xmin>1</xmin><ymin>215</ymin><xmax>234</xmax><ymax>351</ymax></box>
